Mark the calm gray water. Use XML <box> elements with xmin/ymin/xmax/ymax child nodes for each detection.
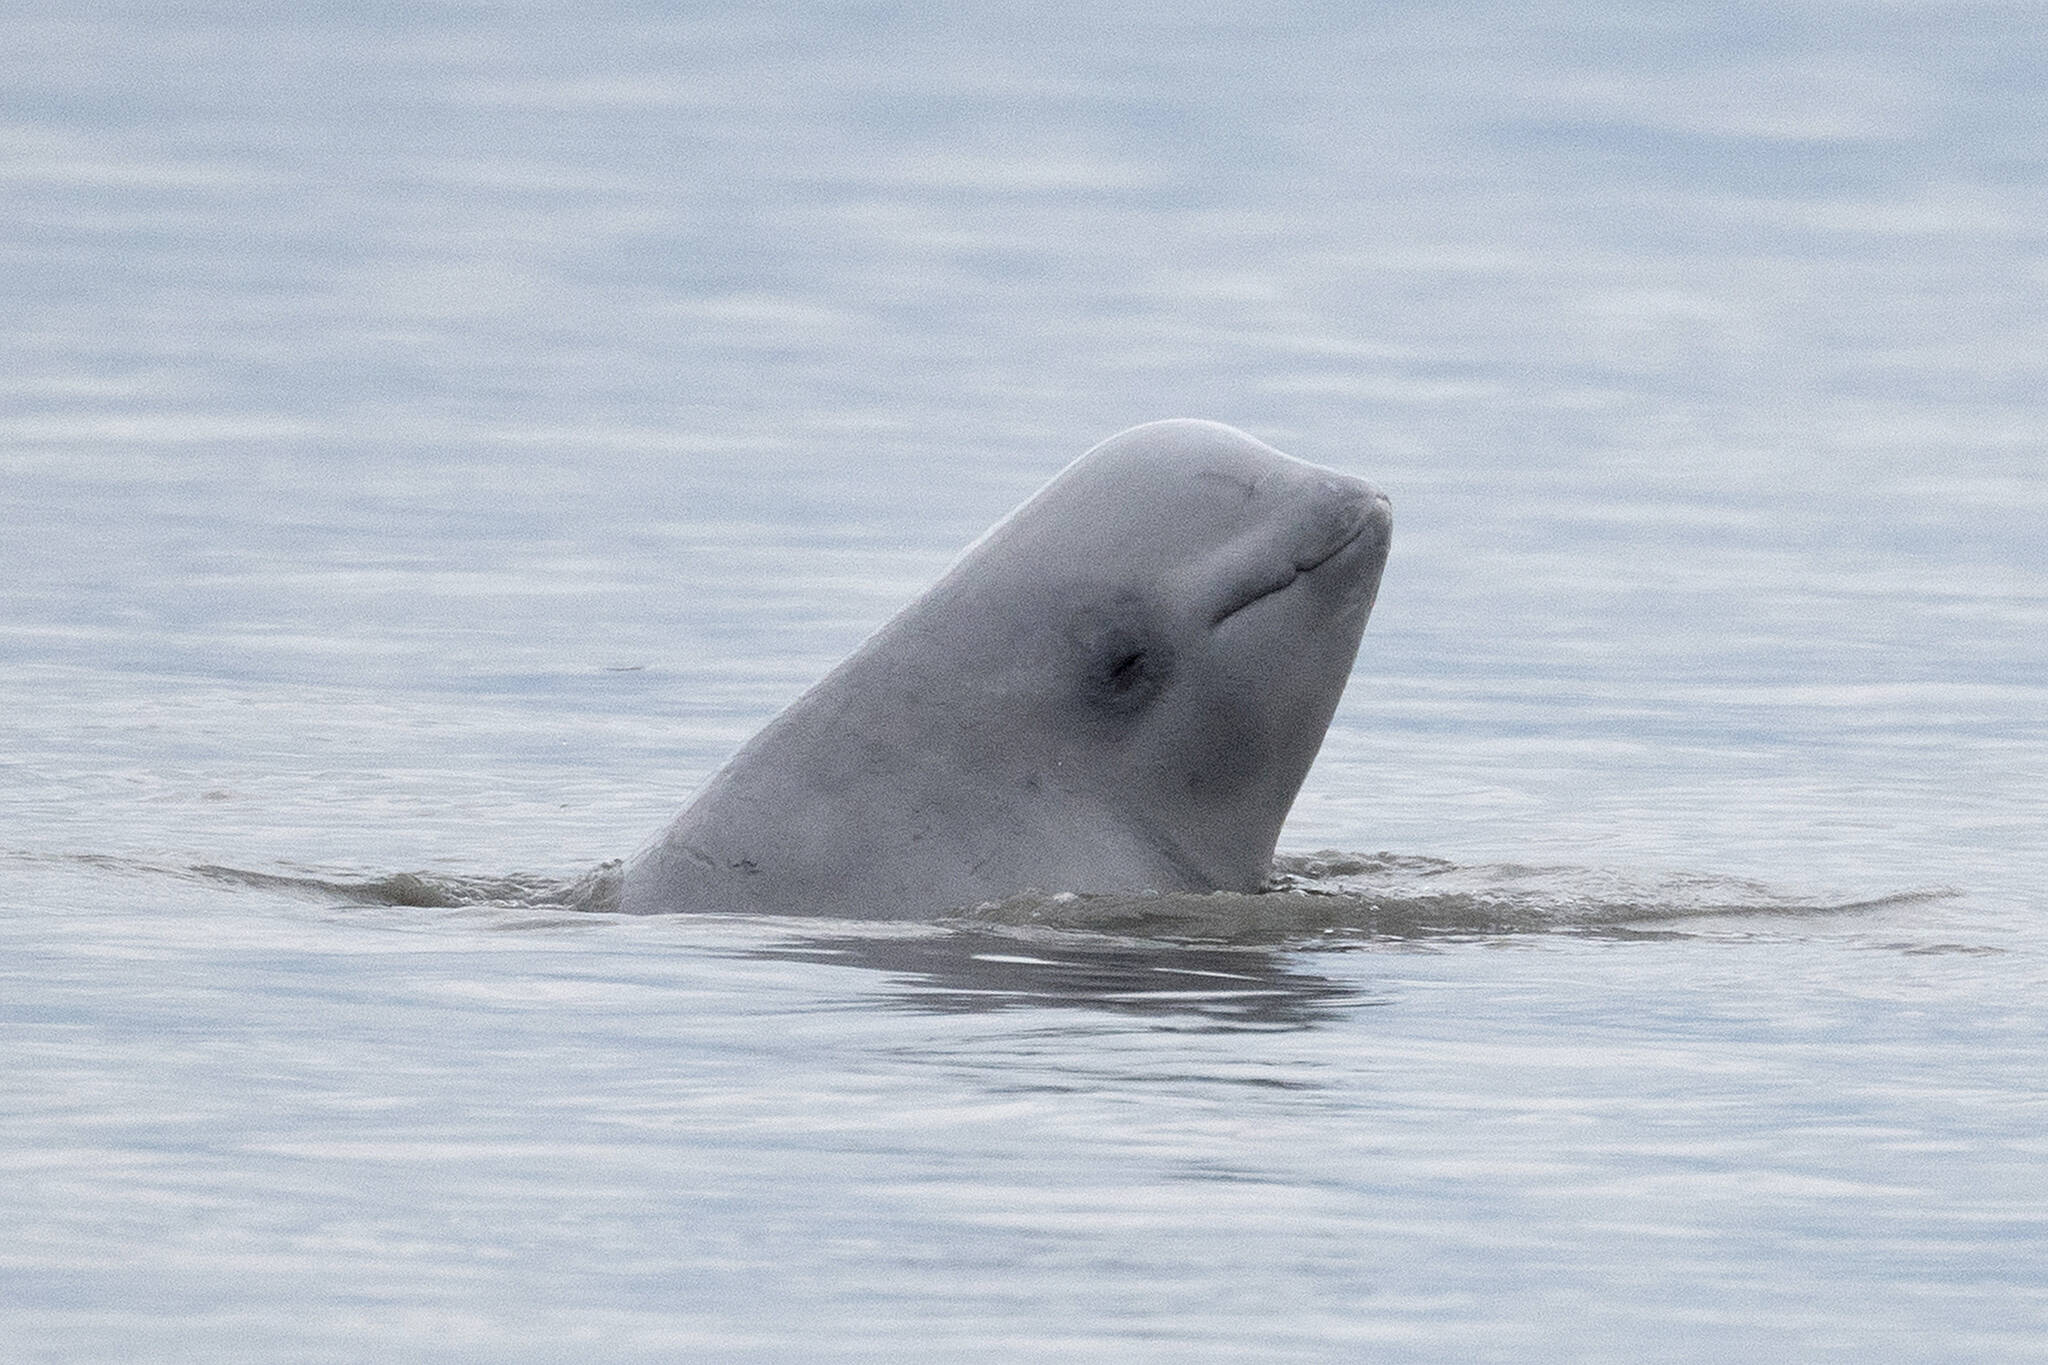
<box><xmin>4</xmin><ymin>2</ymin><xmax>2046</xmax><ymax>1360</ymax></box>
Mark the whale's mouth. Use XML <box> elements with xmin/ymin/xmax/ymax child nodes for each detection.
<box><xmin>1209</xmin><ymin>495</ymin><xmax>1386</xmax><ymax>628</ymax></box>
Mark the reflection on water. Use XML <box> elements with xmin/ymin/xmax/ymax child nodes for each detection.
<box><xmin>750</xmin><ymin>928</ymin><xmax>1383</xmax><ymax>1028</ymax></box>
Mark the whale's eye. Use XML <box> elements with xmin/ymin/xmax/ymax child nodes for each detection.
<box><xmin>1074</xmin><ymin>613</ymin><xmax>1173</xmax><ymax>718</ymax></box>
<box><xmin>1105</xmin><ymin>649</ymin><xmax>1148</xmax><ymax>693</ymax></box>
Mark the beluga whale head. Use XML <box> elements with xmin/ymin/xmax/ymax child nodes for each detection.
<box><xmin>623</xmin><ymin>419</ymin><xmax>1392</xmax><ymax>918</ymax></box>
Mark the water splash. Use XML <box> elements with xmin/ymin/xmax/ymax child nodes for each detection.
<box><xmin>958</xmin><ymin>851</ymin><xmax>1956</xmax><ymax>944</ymax></box>
<box><xmin>183</xmin><ymin>859</ymin><xmax>625</xmax><ymax>914</ymax></box>
<box><xmin>40</xmin><ymin>852</ymin><xmax>625</xmax><ymax>921</ymax></box>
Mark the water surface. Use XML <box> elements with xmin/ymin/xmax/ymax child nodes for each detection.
<box><xmin>4</xmin><ymin>1</ymin><xmax>2046</xmax><ymax>1359</ymax></box>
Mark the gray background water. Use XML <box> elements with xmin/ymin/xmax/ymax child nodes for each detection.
<box><xmin>4</xmin><ymin>1</ymin><xmax>2045</xmax><ymax>1360</ymax></box>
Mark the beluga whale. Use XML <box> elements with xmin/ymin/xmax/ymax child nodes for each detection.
<box><xmin>622</xmin><ymin>419</ymin><xmax>1392</xmax><ymax>918</ymax></box>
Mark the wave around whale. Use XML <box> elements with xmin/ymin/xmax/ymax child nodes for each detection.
<box><xmin>64</xmin><ymin>850</ymin><xmax>1954</xmax><ymax>946</ymax></box>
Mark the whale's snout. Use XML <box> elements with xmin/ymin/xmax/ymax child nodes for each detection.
<box><xmin>1207</xmin><ymin>475</ymin><xmax>1392</xmax><ymax>628</ymax></box>
<box><xmin>1297</xmin><ymin>479</ymin><xmax>1391</xmax><ymax>572</ymax></box>
<box><xmin>1357</xmin><ymin>483</ymin><xmax>1392</xmax><ymax>553</ymax></box>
